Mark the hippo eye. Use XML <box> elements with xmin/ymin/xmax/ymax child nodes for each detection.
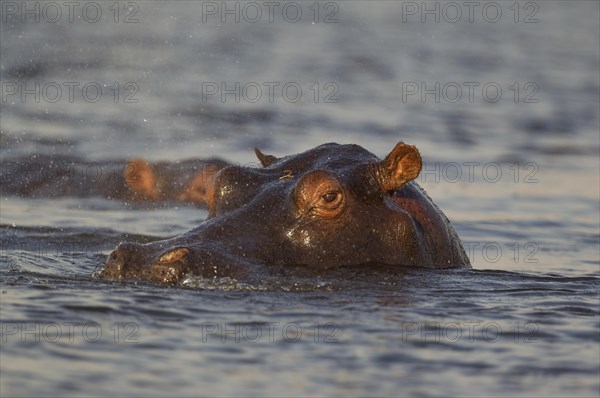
<box><xmin>294</xmin><ymin>170</ymin><xmax>346</xmax><ymax>218</ymax></box>
<box><xmin>322</xmin><ymin>192</ymin><xmax>339</xmax><ymax>203</ymax></box>
<box><xmin>318</xmin><ymin>191</ymin><xmax>343</xmax><ymax>211</ymax></box>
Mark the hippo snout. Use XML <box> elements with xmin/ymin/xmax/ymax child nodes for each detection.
<box><xmin>96</xmin><ymin>237</ymin><xmax>255</xmax><ymax>284</ymax></box>
<box><xmin>98</xmin><ymin>242</ymin><xmax>145</xmax><ymax>280</ymax></box>
<box><xmin>96</xmin><ymin>241</ymin><xmax>191</xmax><ymax>284</ymax></box>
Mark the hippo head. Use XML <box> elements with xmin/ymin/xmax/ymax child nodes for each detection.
<box><xmin>96</xmin><ymin>142</ymin><xmax>470</xmax><ymax>284</ymax></box>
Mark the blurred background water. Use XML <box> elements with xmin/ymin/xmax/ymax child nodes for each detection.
<box><xmin>1</xmin><ymin>1</ymin><xmax>599</xmax><ymax>397</ymax></box>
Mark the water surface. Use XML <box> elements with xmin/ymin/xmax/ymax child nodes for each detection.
<box><xmin>1</xmin><ymin>1</ymin><xmax>599</xmax><ymax>397</ymax></box>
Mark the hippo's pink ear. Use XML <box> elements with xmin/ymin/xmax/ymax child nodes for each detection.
<box><xmin>124</xmin><ymin>159</ymin><xmax>159</xmax><ymax>200</ymax></box>
<box><xmin>377</xmin><ymin>142</ymin><xmax>422</xmax><ymax>192</ymax></box>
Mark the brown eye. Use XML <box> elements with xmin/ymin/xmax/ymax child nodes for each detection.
<box><xmin>294</xmin><ymin>170</ymin><xmax>346</xmax><ymax>219</ymax></box>
<box><xmin>322</xmin><ymin>192</ymin><xmax>339</xmax><ymax>203</ymax></box>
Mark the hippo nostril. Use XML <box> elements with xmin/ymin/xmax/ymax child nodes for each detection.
<box><xmin>158</xmin><ymin>247</ymin><xmax>190</xmax><ymax>264</ymax></box>
<box><xmin>108</xmin><ymin>250</ymin><xmax>125</xmax><ymax>268</ymax></box>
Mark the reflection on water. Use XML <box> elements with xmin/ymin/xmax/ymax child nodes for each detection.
<box><xmin>1</xmin><ymin>1</ymin><xmax>599</xmax><ymax>397</ymax></box>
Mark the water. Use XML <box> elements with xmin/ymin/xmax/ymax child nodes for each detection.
<box><xmin>1</xmin><ymin>1</ymin><xmax>599</xmax><ymax>396</ymax></box>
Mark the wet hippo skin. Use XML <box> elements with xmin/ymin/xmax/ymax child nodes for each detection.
<box><xmin>95</xmin><ymin>142</ymin><xmax>471</xmax><ymax>284</ymax></box>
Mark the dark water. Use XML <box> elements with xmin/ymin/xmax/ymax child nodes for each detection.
<box><xmin>1</xmin><ymin>1</ymin><xmax>599</xmax><ymax>397</ymax></box>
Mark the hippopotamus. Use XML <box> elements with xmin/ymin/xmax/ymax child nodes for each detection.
<box><xmin>1</xmin><ymin>154</ymin><xmax>226</xmax><ymax>205</ymax></box>
<box><xmin>95</xmin><ymin>142</ymin><xmax>471</xmax><ymax>284</ymax></box>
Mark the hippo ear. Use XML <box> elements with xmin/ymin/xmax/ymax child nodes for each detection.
<box><xmin>254</xmin><ymin>147</ymin><xmax>278</xmax><ymax>167</ymax></box>
<box><xmin>178</xmin><ymin>164</ymin><xmax>222</xmax><ymax>204</ymax></box>
<box><xmin>377</xmin><ymin>142</ymin><xmax>422</xmax><ymax>192</ymax></box>
<box><xmin>124</xmin><ymin>159</ymin><xmax>159</xmax><ymax>199</ymax></box>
